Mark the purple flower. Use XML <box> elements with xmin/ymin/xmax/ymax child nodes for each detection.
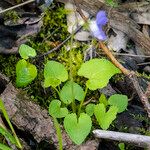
<box><xmin>89</xmin><ymin>11</ymin><xmax>108</xmax><ymax>41</ymax></box>
<box><xmin>96</xmin><ymin>11</ymin><xmax>108</xmax><ymax>26</ymax></box>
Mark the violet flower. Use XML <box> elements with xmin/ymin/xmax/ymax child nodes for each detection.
<box><xmin>89</xmin><ymin>11</ymin><xmax>108</xmax><ymax>41</ymax></box>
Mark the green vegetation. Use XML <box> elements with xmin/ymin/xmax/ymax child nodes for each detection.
<box><xmin>0</xmin><ymin>99</ymin><xmax>22</xmax><ymax>149</ymax></box>
<box><xmin>0</xmin><ymin>2</ymin><xmax>149</xmax><ymax>150</ymax></box>
<box><xmin>14</xmin><ymin>43</ymin><xmax>128</xmax><ymax>148</ymax></box>
<box><xmin>4</xmin><ymin>11</ymin><xmax>20</xmax><ymax>23</ymax></box>
<box><xmin>0</xmin><ymin>2</ymin><xmax>70</xmax><ymax>107</ymax></box>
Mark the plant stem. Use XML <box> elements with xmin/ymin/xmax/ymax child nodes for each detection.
<box><xmin>69</xmin><ymin>36</ymin><xmax>76</xmax><ymax>113</ymax></box>
<box><xmin>0</xmin><ymin>99</ymin><xmax>22</xmax><ymax>149</ymax></box>
<box><xmin>70</xmin><ymin>78</ymin><xmax>76</xmax><ymax>113</ymax></box>
<box><xmin>71</xmin><ymin>90</ymin><xmax>76</xmax><ymax>113</ymax></box>
<box><xmin>58</xmin><ymin>85</ymin><xmax>61</xmax><ymax>92</ymax></box>
<box><xmin>78</xmin><ymin>86</ymin><xmax>88</xmax><ymax>116</ymax></box>
<box><xmin>53</xmin><ymin>87</ymin><xmax>60</xmax><ymax>98</ymax></box>
<box><xmin>53</xmin><ymin>117</ymin><xmax>63</xmax><ymax>150</ymax></box>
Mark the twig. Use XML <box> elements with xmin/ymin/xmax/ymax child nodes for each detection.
<box><xmin>99</xmin><ymin>52</ymin><xmax>150</xmax><ymax>58</ymax></box>
<box><xmin>83</xmin><ymin>98</ymin><xmax>96</xmax><ymax>106</ymax></box>
<box><xmin>99</xmin><ymin>42</ymin><xmax>130</xmax><ymax>75</ymax></box>
<box><xmin>130</xmin><ymin>75</ymin><xmax>150</xmax><ymax>118</ymax></box>
<box><xmin>73</xmin><ymin>0</ymin><xmax>88</xmax><ymax>21</ymax></box>
<box><xmin>93</xmin><ymin>129</ymin><xmax>150</xmax><ymax>148</ymax></box>
<box><xmin>0</xmin><ymin>0</ymin><xmax>35</xmax><ymax>14</ymax></box>
<box><xmin>137</xmin><ymin>62</ymin><xmax>150</xmax><ymax>66</ymax></box>
<box><xmin>36</xmin><ymin>24</ymin><xmax>83</xmax><ymax>58</ymax></box>
<box><xmin>145</xmin><ymin>83</ymin><xmax>150</xmax><ymax>97</ymax></box>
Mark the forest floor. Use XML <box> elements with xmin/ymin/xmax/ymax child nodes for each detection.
<box><xmin>0</xmin><ymin>0</ymin><xmax>150</xmax><ymax>150</ymax></box>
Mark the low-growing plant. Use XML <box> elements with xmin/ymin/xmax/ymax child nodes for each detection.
<box><xmin>15</xmin><ymin>44</ymin><xmax>129</xmax><ymax>149</ymax></box>
<box><xmin>16</xmin><ymin>44</ymin><xmax>37</xmax><ymax>87</ymax></box>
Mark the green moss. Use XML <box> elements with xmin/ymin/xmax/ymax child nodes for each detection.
<box><xmin>28</xmin><ymin>2</ymin><xmax>69</xmax><ymax>53</ymax></box>
<box><xmin>4</xmin><ymin>11</ymin><xmax>20</xmax><ymax>24</ymax></box>
<box><xmin>0</xmin><ymin>55</ymin><xmax>19</xmax><ymax>81</ymax></box>
<box><xmin>57</xmin><ymin>48</ymin><xmax>83</xmax><ymax>80</ymax></box>
<box><xmin>139</xmin><ymin>72</ymin><xmax>150</xmax><ymax>80</ymax></box>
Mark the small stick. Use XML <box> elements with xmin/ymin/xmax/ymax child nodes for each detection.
<box><xmin>0</xmin><ymin>0</ymin><xmax>35</xmax><ymax>14</ymax></box>
<box><xmin>99</xmin><ymin>42</ymin><xmax>130</xmax><ymax>75</ymax></box>
<box><xmin>73</xmin><ymin>0</ymin><xmax>88</xmax><ymax>21</ymax></box>
<box><xmin>36</xmin><ymin>21</ymin><xmax>85</xmax><ymax>58</ymax></box>
<box><xmin>99</xmin><ymin>52</ymin><xmax>150</xmax><ymax>58</ymax></box>
<box><xmin>137</xmin><ymin>62</ymin><xmax>150</xmax><ymax>66</ymax></box>
<box><xmin>130</xmin><ymin>75</ymin><xmax>150</xmax><ymax>118</ymax></box>
<box><xmin>93</xmin><ymin>129</ymin><xmax>150</xmax><ymax>148</ymax></box>
<box><xmin>145</xmin><ymin>83</ymin><xmax>150</xmax><ymax>97</ymax></box>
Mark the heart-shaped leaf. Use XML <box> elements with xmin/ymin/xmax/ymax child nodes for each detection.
<box><xmin>94</xmin><ymin>103</ymin><xmax>118</xmax><ymax>130</ymax></box>
<box><xmin>44</xmin><ymin>61</ymin><xmax>68</xmax><ymax>88</ymax></box>
<box><xmin>108</xmin><ymin>94</ymin><xmax>128</xmax><ymax>113</ymax></box>
<box><xmin>78</xmin><ymin>58</ymin><xmax>121</xmax><ymax>90</ymax></box>
<box><xmin>60</xmin><ymin>81</ymin><xmax>84</xmax><ymax>104</ymax></box>
<box><xmin>16</xmin><ymin>59</ymin><xmax>37</xmax><ymax>87</ymax></box>
<box><xmin>64</xmin><ymin>113</ymin><xmax>92</xmax><ymax>145</ymax></box>
<box><xmin>49</xmin><ymin>100</ymin><xmax>68</xmax><ymax>118</ymax></box>
<box><xmin>19</xmin><ymin>44</ymin><xmax>36</xmax><ymax>59</ymax></box>
<box><xmin>85</xmin><ymin>104</ymin><xmax>95</xmax><ymax>116</ymax></box>
<box><xmin>99</xmin><ymin>93</ymin><xmax>108</xmax><ymax>107</ymax></box>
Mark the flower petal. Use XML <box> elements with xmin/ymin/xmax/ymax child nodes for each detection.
<box><xmin>96</xmin><ymin>28</ymin><xmax>107</xmax><ymax>40</ymax></box>
<box><xmin>96</xmin><ymin>11</ymin><xmax>108</xmax><ymax>26</ymax></box>
<box><xmin>89</xmin><ymin>20</ymin><xmax>107</xmax><ymax>41</ymax></box>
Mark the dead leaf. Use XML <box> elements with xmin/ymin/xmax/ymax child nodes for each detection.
<box><xmin>108</xmin><ymin>29</ymin><xmax>128</xmax><ymax>52</ymax></box>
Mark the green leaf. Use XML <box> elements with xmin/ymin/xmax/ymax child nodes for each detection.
<box><xmin>99</xmin><ymin>93</ymin><xmax>108</xmax><ymax>107</ymax></box>
<box><xmin>60</xmin><ymin>81</ymin><xmax>84</xmax><ymax>104</ymax></box>
<box><xmin>94</xmin><ymin>103</ymin><xmax>118</xmax><ymax>130</ymax></box>
<box><xmin>19</xmin><ymin>44</ymin><xmax>36</xmax><ymax>59</ymax></box>
<box><xmin>44</xmin><ymin>61</ymin><xmax>68</xmax><ymax>88</ymax></box>
<box><xmin>85</xmin><ymin>104</ymin><xmax>95</xmax><ymax>116</ymax></box>
<box><xmin>49</xmin><ymin>100</ymin><xmax>68</xmax><ymax>118</ymax></box>
<box><xmin>0</xmin><ymin>126</ymin><xmax>16</xmax><ymax>145</ymax></box>
<box><xmin>108</xmin><ymin>94</ymin><xmax>128</xmax><ymax>113</ymax></box>
<box><xmin>78</xmin><ymin>58</ymin><xmax>121</xmax><ymax>90</ymax></box>
<box><xmin>0</xmin><ymin>143</ymin><xmax>12</xmax><ymax>150</ymax></box>
<box><xmin>64</xmin><ymin>113</ymin><xmax>92</xmax><ymax>145</ymax></box>
<box><xmin>16</xmin><ymin>59</ymin><xmax>37</xmax><ymax>87</ymax></box>
<box><xmin>0</xmin><ymin>99</ymin><xmax>22</xmax><ymax>149</ymax></box>
<box><xmin>118</xmin><ymin>143</ymin><xmax>125</xmax><ymax>150</ymax></box>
